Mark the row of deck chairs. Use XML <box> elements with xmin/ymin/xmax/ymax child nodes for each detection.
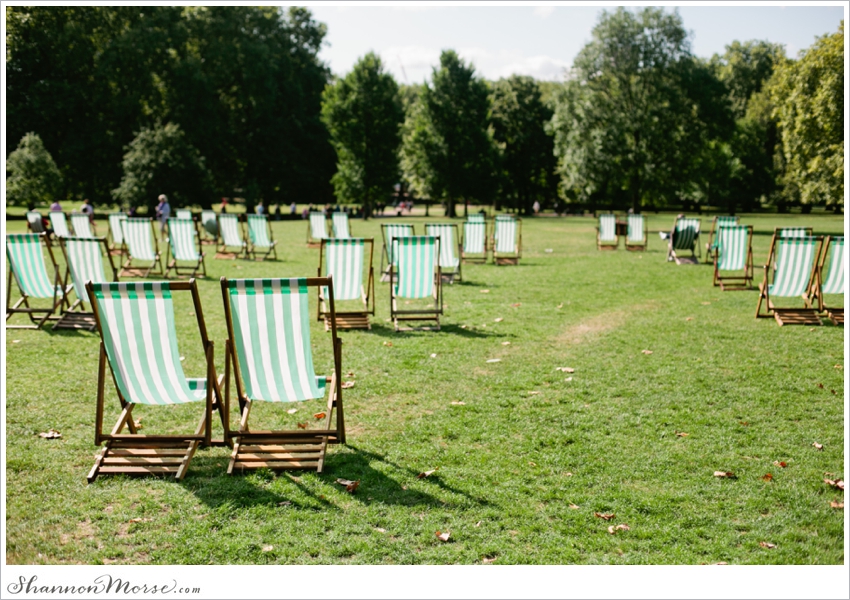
<box><xmin>596</xmin><ymin>214</ymin><xmax>648</xmax><ymax>251</ymax></box>
<box><xmin>27</xmin><ymin>210</ymin><xmax>98</xmax><ymax>242</ymax></box>
<box><xmin>307</xmin><ymin>211</ymin><xmax>356</xmax><ymax>245</ymax></box>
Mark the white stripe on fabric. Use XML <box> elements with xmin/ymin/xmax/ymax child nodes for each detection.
<box><xmin>627</xmin><ymin>215</ymin><xmax>644</xmax><ymax>242</ymax></box>
<box><xmin>599</xmin><ymin>215</ymin><xmax>616</xmax><ymax>241</ymax></box>
<box><xmin>50</xmin><ymin>213</ymin><xmax>70</xmax><ymax>237</ymax></box>
<box><xmin>822</xmin><ymin>238</ymin><xmax>844</xmax><ymax>295</ymax></box>
<box><xmin>310</xmin><ymin>213</ymin><xmax>327</xmax><ymax>239</ymax></box>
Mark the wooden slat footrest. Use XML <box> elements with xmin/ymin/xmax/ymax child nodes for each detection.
<box><xmin>89</xmin><ymin>443</ymin><xmax>196</xmax><ymax>482</ymax></box>
<box><xmin>495</xmin><ymin>257</ymin><xmax>520</xmax><ymax>264</ymax></box>
<box><xmin>773</xmin><ymin>309</ymin><xmax>822</xmax><ymax>326</ymax></box>
<box><xmin>327</xmin><ymin>314</ymin><xmax>370</xmax><ymax>329</ymax></box>
<box><xmin>828</xmin><ymin>309</ymin><xmax>843</xmax><ymax>325</ymax></box>
<box><xmin>231</xmin><ymin>460</ymin><xmax>320</xmax><ymax>471</ymax></box>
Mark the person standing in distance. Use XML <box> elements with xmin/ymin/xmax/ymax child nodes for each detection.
<box><xmin>155</xmin><ymin>194</ymin><xmax>171</xmax><ymax>240</ymax></box>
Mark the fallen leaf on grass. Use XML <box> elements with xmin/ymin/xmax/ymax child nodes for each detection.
<box><xmin>336</xmin><ymin>479</ymin><xmax>360</xmax><ymax>493</ymax></box>
<box><xmin>528</xmin><ymin>461</ymin><xmax>537</xmax><ymax>467</ymax></box>
<box><xmin>761</xmin><ymin>473</ymin><xmax>773</xmax><ymax>482</ymax></box>
<box><xmin>675</xmin><ymin>432</ymin><xmax>689</xmax><ymax>437</ymax></box>
<box><xmin>527</xmin><ymin>391</ymin><xmax>540</xmax><ymax>396</ymax></box>
<box><xmin>824</xmin><ymin>479</ymin><xmax>844</xmax><ymax>490</ymax></box>
<box><xmin>556</xmin><ymin>367</ymin><xmax>575</xmax><ymax>373</ymax></box>
<box><xmin>460</xmin><ymin>325</ymin><xmax>467</xmax><ymax>329</ymax></box>
<box><xmin>430</xmin><ymin>353</ymin><xmax>437</xmax><ymax>358</ymax></box>
<box><xmin>557</xmin><ymin>303</ymin><xmax>564</xmax><ymax>309</ymax></box>
<box><xmin>759</xmin><ymin>542</ymin><xmax>776</xmax><ymax>549</ymax></box>
<box><xmin>641</xmin><ymin>350</ymin><xmax>653</xmax><ymax>355</ymax></box>
<box><xmin>834</xmin><ymin>364</ymin><xmax>842</xmax><ymax>369</ymax></box>
<box><xmin>435</xmin><ymin>531</ymin><xmax>451</xmax><ymax>542</ymax></box>
<box><xmin>830</xmin><ymin>501</ymin><xmax>844</xmax><ymax>509</ymax></box>
<box><xmin>278</xmin><ymin>501</ymin><xmax>292</xmax><ymax>506</ymax></box>
<box><xmin>502</xmin><ymin>341</ymin><xmax>511</xmax><ymax>346</ymax></box>
<box><xmin>568</xmin><ymin>503</ymin><xmax>580</xmax><ymax>510</ymax></box>
<box><xmin>564</xmin><ymin>472</ymin><xmax>573</xmax><ymax>477</ymax></box>
<box><xmin>608</xmin><ymin>524</ymin><xmax>630</xmax><ymax>534</ymax></box>
<box><xmin>773</xmin><ymin>461</ymin><xmax>787</xmax><ymax>468</ymax></box>
<box><xmin>475</xmin><ymin>521</ymin><xmax>482</xmax><ymax>527</ymax></box>
<box><xmin>375</xmin><ymin>527</ymin><xmax>387</xmax><ymax>533</ymax></box>
<box><xmin>11</xmin><ymin>340</ymin><xmax>20</xmax><ymax>344</ymax></box>
<box><xmin>287</xmin><ymin>408</ymin><xmax>298</xmax><ymax>414</ymax></box>
<box><xmin>486</xmin><ymin>359</ymin><xmax>501</xmax><ymax>363</ymax></box>
<box><xmin>262</xmin><ymin>545</ymin><xmax>274</xmax><ymax>552</ymax></box>
<box><xmin>179</xmin><ymin>356</ymin><xmax>185</xmax><ymax>362</ymax></box>
<box><xmin>297</xmin><ymin>423</ymin><xmax>308</xmax><ymax>429</ymax></box>
<box><xmin>594</xmin><ymin>512</ymin><xmax>615</xmax><ymax>521</ymax></box>
<box><xmin>830</xmin><ymin>389</ymin><xmax>836</xmax><ymax>394</ymax></box>
<box><xmin>341</xmin><ymin>381</ymin><xmax>355</xmax><ymax>389</ymax></box>
<box><xmin>564</xmin><ymin>377</ymin><xmax>573</xmax><ymax>382</ymax></box>
<box><xmin>313</xmin><ymin>412</ymin><xmax>326</xmax><ymax>420</ymax></box>
<box><xmin>701</xmin><ymin>301</ymin><xmax>711</xmax><ymax>305</ymax></box>
<box><xmin>482</xmin><ymin>556</ymin><xmax>497</xmax><ymax>564</ymax></box>
<box><xmin>494</xmin><ymin>317</ymin><xmax>503</xmax><ymax>323</ymax></box>
<box><xmin>813</xmin><ymin>442</ymin><xmax>824</xmax><ymax>450</ymax></box>
<box><xmin>38</xmin><ymin>429</ymin><xmax>61</xmax><ymax>439</ymax></box>
<box><xmin>816</xmin><ymin>383</ymin><xmax>824</xmax><ymax>389</ymax></box>
<box><xmin>739</xmin><ymin>421</ymin><xmax>749</xmax><ymax>426</ymax></box>
<box><xmin>347</xmin><ymin>371</ymin><xmax>355</xmax><ymax>378</ymax></box>
<box><xmin>545</xmin><ymin>249</ymin><xmax>553</xmax><ymax>253</ymax></box>
<box><xmin>383</xmin><ymin>341</ymin><xmax>393</xmax><ymax>347</ymax></box>
<box><xmin>450</xmin><ymin>401</ymin><xmax>465</xmax><ymax>406</ymax></box>
<box><xmin>714</xmin><ymin>471</ymin><xmax>735</xmax><ymax>479</ymax></box>
<box><xmin>511</xmin><ymin>303</ymin><xmax>521</xmax><ymax>308</ymax></box>
<box><xmin>128</xmin><ymin>517</ymin><xmax>151</xmax><ymax>523</ymax></box>
<box><xmin>480</xmin><ymin>289</ymin><xmax>490</xmax><ymax>294</ymax></box>
<box><xmin>685</xmin><ymin>317</ymin><xmax>694</xmax><ymax>321</ymax></box>
<box><xmin>417</xmin><ymin>468</ymin><xmax>439</xmax><ymax>479</ymax></box>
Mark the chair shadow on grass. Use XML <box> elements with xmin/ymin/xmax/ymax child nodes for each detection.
<box><xmin>362</xmin><ymin>321</ymin><xmax>502</xmax><ymax>340</ymax></box>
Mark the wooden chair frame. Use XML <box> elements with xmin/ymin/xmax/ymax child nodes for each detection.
<box><xmin>220</xmin><ymin>276</ymin><xmax>345</xmax><ymax>474</ymax></box>
<box><xmin>119</xmin><ymin>219</ymin><xmax>165</xmax><ymax>277</ymax></box>
<box><xmin>703</xmin><ymin>216</ymin><xmax>740</xmax><ymax>263</ymax></box>
<box><xmin>493</xmin><ymin>217</ymin><xmax>522</xmax><ymax>265</ymax></box>
<box><xmin>55</xmin><ymin>236</ymin><xmax>119</xmax><ymax>331</ymax></box>
<box><xmin>712</xmin><ymin>225</ymin><xmax>754</xmax><ymax>291</ymax></box>
<box><xmin>6</xmin><ymin>233</ymin><xmax>70</xmax><ymax>329</ymax></box>
<box><xmin>756</xmin><ymin>235</ymin><xmax>823</xmax><ymax>326</ymax></box>
<box><xmin>318</xmin><ymin>238</ymin><xmax>376</xmax><ymax>330</ymax></box>
<box><xmin>389</xmin><ymin>236</ymin><xmax>443</xmax><ymax>331</ymax></box>
<box><xmin>86</xmin><ymin>279</ymin><xmax>227</xmax><ymax>483</ymax></box>
<box><xmin>165</xmin><ymin>218</ymin><xmax>207</xmax><ymax>279</ymax></box>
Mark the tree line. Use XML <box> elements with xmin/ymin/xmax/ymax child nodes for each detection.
<box><xmin>6</xmin><ymin>7</ymin><xmax>844</xmax><ymax>215</ymax></box>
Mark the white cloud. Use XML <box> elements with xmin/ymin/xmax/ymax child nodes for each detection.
<box><xmin>533</xmin><ymin>6</ymin><xmax>556</xmax><ymax>19</ymax></box>
<box><xmin>496</xmin><ymin>55</ymin><xmax>571</xmax><ymax>81</ymax></box>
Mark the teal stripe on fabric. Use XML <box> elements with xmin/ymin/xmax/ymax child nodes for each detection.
<box><xmin>324</xmin><ymin>238</ymin><xmax>364</xmax><ymax>301</ymax></box>
<box><xmin>779</xmin><ymin>228</ymin><xmax>810</xmax><ymax>239</ymax></box>
<box><xmin>66</xmin><ymin>238</ymin><xmax>108</xmax><ymax>304</ymax></box>
<box><xmin>822</xmin><ymin>237</ymin><xmax>844</xmax><ymax>295</ymax></box>
<box><xmin>122</xmin><ymin>219</ymin><xmax>157</xmax><ymax>261</ymax></box>
<box><xmin>716</xmin><ymin>225</ymin><xmax>748</xmax><ymax>272</ymax></box>
<box><xmin>201</xmin><ymin>210</ymin><xmax>218</xmax><ymax>237</ymax></box>
<box><xmin>627</xmin><ymin>214</ymin><xmax>644</xmax><ymax>242</ymax></box>
<box><xmin>50</xmin><ymin>212</ymin><xmax>70</xmax><ymax>238</ymax></box>
<box><xmin>599</xmin><ymin>214</ymin><xmax>616</xmax><ymax>242</ymax></box>
<box><xmin>394</xmin><ymin>236</ymin><xmax>436</xmax><ymax>299</ymax></box>
<box><xmin>247</xmin><ymin>215</ymin><xmax>272</xmax><ymax>248</ymax></box>
<box><xmin>167</xmin><ymin>218</ymin><xmax>200</xmax><ymax>261</ymax></box>
<box><xmin>310</xmin><ymin>212</ymin><xmax>328</xmax><ymax>240</ymax></box>
<box><xmin>769</xmin><ymin>238</ymin><xmax>816</xmax><ymax>297</ymax></box>
<box><xmin>70</xmin><ymin>213</ymin><xmax>94</xmax><ymax>238</ymax></box>
<box><xmin>468</xmin><ymin>214</ymin><xmax>485</xmax><ymax>223</ymax></box>
<box><xmin>464</xmin><ymin>221</ymin><xmax>486</xmax><ymax>253</ymax></box>
<box><xmin>673</xmin><ymin>218</ymin><xmax>700</xmax><ymax>250</ymax></box>
<box><xmin>109</xmin><ymin>213</ymin><xmax>127</xmax><ymax>245</ymax></box>
<box><xmin>6</xmin><ymin>234</ymin><xmax>55</xmax><ymax>298</ymax></box>
<box><xmin>426</xmin><ymin>224</ymin><xmax>460</xmax><ymax>269</ymax></box>
<box><xmin>495</xmin><ymin>218</ymin><xmax>517</xmax><ymax>253</ymax></box>
<box><xmin>384</xmin><ymin>224</ymin><xmax>414</xmax><ymax>267</ymax></box>
<box><xmin>332</xmin><ymin>212</ymin><xmax>350</xmax><ymax>238</ymax></box>
<box><xmin>218</xmin><ymin>214</ymin><xmax>244</xmax><ymax>248</ymax></box>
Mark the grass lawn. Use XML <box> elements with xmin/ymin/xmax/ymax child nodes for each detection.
<box><xmin>4</xmin><ymin>211</ymin><xmax>844</xmax><ymax>569</ymax></box>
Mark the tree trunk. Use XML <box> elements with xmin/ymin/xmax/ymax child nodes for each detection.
<box><xmin>463</xmin><ymin>199</ymin><xmax>468</xmax><ymax>218</ymax></box>
<box><xmin>446</xmin><ymin>197</ymin><xmax>456</xmax><ymax>218</ymax></box>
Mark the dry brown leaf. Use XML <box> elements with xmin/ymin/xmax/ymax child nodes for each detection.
<box><xmin>287</xmin><ymin>408</ymin><xmax>298</xmax><ymax>414</ymax></box>
<box><xmin>417</xmin><ymin>468</ymin><xmax>439</xmax><ymax>479</ymax></box>
<box><xmin>824</xmin><ymin>479</ymin><xmax>844</xmax><ymax>490</ymax></box>
<box><xmin>278</xmin><ymin>501</ymin><xmax>292</xmax><ymax>506</ymax></box>
<box><xmin>450</xmin><ymin>401</ymin><xmax>465</xmax><ymax>406</ymax></box>
<box><xmin>557</xmin><ymin>303</ymin><xmax>564</xmax><ymax>309</ymax></box>
<box><xmin>296</xmin><ymin>422</ymin><xmax>308</xmax><ymax>429</ymax></box>
<box><xmin>761</xmin><ymin>473</ymin><xmax>773</xmax><ymax>482</ymax></box>
<box><xmin>38</xmin><ymin>429</ymin><xmax>61</xmax><ymax>439</ymax></box>
<box><xmin>607</xmin><ymin>524</ymin><xmax>630</xmax><ymax>534</ymax></box>
<box><xmin>347</xmin><ymin>371</ymin><xmax>355</xmax><ymax>377</ymax></box>
<box><xmin>313</xmin><ymin>412</ymin><xmax>326</xmax><ymax>420</ymax></box>
<box><xmin>341</xmin><ymin>381</ymin><xmax>355</xmax><ymax>389</ymax></box>
<box><xmin>502</xmin><ymin>341</ymin><xmax>511</xmax><ymax>346</ymax></box>
<box><xmin>641</xmin><ymin>350</ymin><xmax>653</xmax><ymax>355</ymax></box>
<box><xmin>480</xmin><ymin>289</ymin><xmax>490</xmax><ymax>294</ymax></box>
<box><xmin>564</xmin><ymin>472</ymin><xmax>573</xmax><ymax>477</ymax></box>
<box><xmin>528</xmin><ymin>461</ymin><xmax>537</xmax><ymax>467</ymax></box>
<box><xmin>813</xmin><ymin>442</ymin><xmax>824</xmax><ymax>450</ymax></box>
<box><xmin>475</xmin><ymin>521</ymin><xmax>482</xmax><ymax>527</ymax></box>
<box><xmin>11</xmin><ymin>340</ymin><xmax>21</xmax><ymax>344</ymax></box>
<box><xmin>486</xmin><ymin>358</ymin><xmax>501</xmax><ymax>363</ymax></box>
<box><xmin>564</xmin><ymin>377</ymin><xmax>573</xmax><ymax>382</ymax></box>
<box><xmin>435</xmin><ymin>530</ymin><xmax>451</xmax><ymax>542</ymax></box>
<box><xmin>460</xmin><ymin>324</ymin><xmax>467</xmax><ymax>329</ymax></box>
<box><xmin>816</xmin><ymin>382</ymin><xmax>824</xmax><ymax>389</ymax></box>
<box><xmin>383</xmin><ymin>341</ymin><xmax>393</xmax><ymax>347</ymax></box>
<box><xmin>831</xmin><ymin>389</ymin><xmax>836</xmax><ymax>394</ymax></box>
<box><xmin>685</xmin><ymin>317</ymin><xmax>694</xmax><ymax>321</ymax></box>
<box><xmin>527</xmin><ymin>391</ymin><xmax>540</xmax><ymax>395</ymax></box>
<box><xmin>375</xmin><ymin>527</ymin><xmax>387</xmax><ymax>533</ymax></box>
<box><xmin>336</xmin><ymin>478</ymin><xmax>360</xmax><ymax>493</ymax></box>
<box><xmin>773</xmin><ymin>461</ymin><xmax>787</xmax><ymax>468</ymax></box>
<box><xmin>701</xmin><ymin>301</ymin><xmax>711</xmax><ymax>305</ymax></box>
<box><xmin>494</xmin><ymin>317</ymin><xmax>503</xmax><ymax>323</ymax></box>
<box><xmin>511</xmin><ymin>303</ymin><xmax>521</xmax><ymax>308</ymax></box>
<box><xmin>128</xmin><ymin>517</ymin><xmax>150</xmax><ymax>523</ymax></box>
<box><xmin>262</xmin><ymin>545</ymin><xmax>273</xmax><ymax>552</ymax></box>
<box><xmin>834</xmin><ymin>364</ymin><xmax>842</xmax><ymax>369</ymax></box>
<box><xmin>830</xmin><ymin>501</ymin><xmax>844</xmax><ymax>509</ymax></box>
<box><xmin>739</xmin><ymin>421</ymin><xmax>749</xmax><ymax>426</ymax></box>
<box><xmin>714</xmin><ymin>471</ymin><xmax>735</xmax><ymax>478</ymax></box>
<box><xmin>482</xmin><ymin>556</ymin><xmax>496</xmax><ymax>564</ymax></box>
<box><xmin>568</xmin><ymin>503</ymin><xmax>580</xmax><ymax>509</ymax></box>
<box><xmin>759</xmin><ymin>541</ymin><xmax>776</xmax><ymax>549</ymax></box>
<box><xmin>556</xmin><ymin>367</ymin><xmax>575</xmax><ymax>373</ymax></box>
<box><xmin>594</xmin><ymin>512</ymin><xmax>615</xmax><ymax>521</ymax></box>
<box><xmin>675</xmin><ymin>432</ymin><xmax>689</xmax><ymax>437</ymax></box>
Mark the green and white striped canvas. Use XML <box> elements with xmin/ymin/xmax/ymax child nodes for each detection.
<box><xmin>494</xmin><ymin>216</ymin><xmax>517</xmax><ymax>254</ymax></box>
<box><xmin>109</xmin><ymin>213</ymin><xmax>127</xmax><ymax>246</ymax></box>
<box><xmin>710</xmin><ymin>216</ymin><xmax>739</xmax><ymax>249</ymax></box>
<box><xmin>218</xmin><ymin>214</ymin><xmax>245</xmax><ymax>248</ymax></box>
<box><xmin>49</xmin><ymin>212</ymin><xmax>70</xmax><ymax>238</ymax></box>
<box><xmin>393</xmin><ymin>236</ymin><xmax>437</xmax><ymax>299</ymax></box>
<box><xmin>627</xmin><ymin>214</ymin><xmax>644</xmax><ymax>243</ymax></box>
<box><xmin>167</xmin><ymin>218</ymin><xmax>201</xmax><ymax>261</ymax></box>
<box><xmin>779</xmin><ymin>227</ymin><xmax>810</xmax><ymax>239</ymax></box>
<box><xmin>70</xmin><ymin>213</ymin><xmax>95</xmax><ymax>238</ymax></box>
<box><xmin>64</xmin><ymin>237</ymin><xmax>109</xmax><ymax>305</ymax></box>
<box><xmin>332</xmin><ymin>212</ymin><xmax>351</xmax><ymax>238</ymax></box>
<box><xmin>463</xmin><ymin>221</ymin><xmax>486</xmax><ymax>254</ymax></box>
<box><xmin>599</xmin><ymin>214</ymin><xmax>617</xmax><ymax>242</ymax></box>
<box><xmin>26</xmin><ymin>211</ymin><xmax>45</xmax><ymax>234</ymax></box>
<box><xmin>383</xmin><ymin>224</ymin><xmax>414</xmax><ymax>268</ymax></box>
<box><xmin>323</xmin><ymin>239</ymin><xmax>365</xmax><ymax>301</ymax></box>
<box><xmin>673</xmin><ymin>218</ymin><xmax>700</xmax><ymax>250</ymax></box>
<box><xmin>468</xmin><ymin>214</ymin><xmax>486</xmax><ymax>223</ymax></box>
<box><xmin>821</xmin><ymin>237</ymin><xmax>844</xmax><ymax>295</ymax></box>
<box><xmin>91</xmin><ymin>282</ymin><xmax>205</xmax><ymax>406</ymax></box>
<box><xmin>175</xmin><ymin>209</ymin><xmax>193</xmax><ymax>220</ymax></box>
<box><xmin>770</xmin><ymin>238</ymin><xmax>817</xmax><ymax>297</ymax></box>
<box><xmin>247</xmin><ymin>215</ymin><xmax>272</xmax><ymax>248</ymax></box>
<box><xmin>121</xmin><ymin>219</ymin><xmax>157</xmax><ymax>261</ymax></box>
<box><xmin>226</xmin><ymin>278</ymin><xmax>325</xmax><ymax>402</ymax></box>
<box><xmin>716</xmin><ymin>225</ymin><xmax>749</xmax><ymax>271</ymax></box>
<box><xmin>310</xmin><ymin>212</ymin><xmax>328</xmax><ymax>240</ymax></box>
<box><xmin>426</xmin><ymin>224</ymin><xmax>460</xmax><ymax>269</ymax></box>
<box><xmin>201</xmin><ymin>210</ymin><xmax>218</xmax><ymax>238</ymax></box>
<box><xmin>6</xmin><ymin>234</ymin><xmax>59</xmax><ymax>298</ymax></box>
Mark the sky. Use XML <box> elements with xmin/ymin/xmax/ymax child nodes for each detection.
<box><xmin>304</xmin><ymin>4</ymin><xmax>846</xmax><ymax>83</ymax></box>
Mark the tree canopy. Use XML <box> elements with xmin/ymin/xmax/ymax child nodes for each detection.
<box><xmin>6</xmin><ymin>133</ymin><xmax>64</xmax><ymax>208</ymax></box>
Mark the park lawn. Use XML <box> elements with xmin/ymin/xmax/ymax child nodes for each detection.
<box><xmin>4</xmin><ymin>211</ymin><xmax>844</xmax><ymax>565</ymax></box>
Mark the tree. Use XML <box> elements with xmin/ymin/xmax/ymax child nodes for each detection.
<box><xmin>770</xmin><ymin>21</ymin><xmax>844</xmax><ymax>210</ymax></box>
<box><xmin>112</xmin><ymin>123</ymin><xmax>214</xmax><ymax>212</ymax></box>
<box><xmin>5</xmin><ymin>133</ymin><xmax>63</xmax><ymax>207</ymax></box>
<box><xmin>321</xmin><ymin>52</ymin><xmax>404</xmax><ymax>218</ymax></box>
<box><xmin>710</xmin><ymin>40</ymin><xmax>786</xmax><ymax>120</ymax></box>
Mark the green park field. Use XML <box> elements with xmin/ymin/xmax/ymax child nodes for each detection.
<box><xmin>4</xmin><ymin>210</ymin><xmax>844</xmax><ymax>565</ymax></box>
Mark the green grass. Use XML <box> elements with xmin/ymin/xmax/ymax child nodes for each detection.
<box><xmin>4</xmin><ymin>212</ymin><xmax>844</xmax><ymax>565</ymax></box>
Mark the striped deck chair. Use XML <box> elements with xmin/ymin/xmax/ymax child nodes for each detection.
<box><xmin>468</xmin><ymin>213</ymin><xmax>486</xmax><ymax>223</ymax></box>
<box><xmin>307</xmin><ymin>212</ymin><xmax>329</xmax><ymax>247</ymax></box>
<box><xmin>55</xmin><ymin>237</ymin><xmax>118</xmax><ymax>331</ymax></box>
<box><xmin>49</xmin><ymin>211</ymin><xmax>71</xmax><ymax>238</ymax></box>
<box><xmin>625</xmin><ymin>214</ymin><xmax>647</xmax><ymax>251</ymax></box>
<box><xmin>175</xmin><ymin>209</ymin><xmax>193</xmax><ymax>220</ymax></box>
<box><xmin>756</xmin><ymin>236</ymin><xmax>822</xmax><ymax>326</ymax></box>
<box><xmin>318</xmin><ymin>238</ymin><xmax>375</xmax><ymax>330</ymax></box>
<box><xmin>380</xmin><ymin>223</ymin><xmax>415</xmax><ymax>282</ymax></box>
<box><xmin>807</xmin><ymin>236</ymin><xmax>844</xmax><ymax>325</ymax></box>
<box><xmin>426</xmin><ymin>223</ymin><xmax>462</xmax><ymax>282</ymax></box>
<box><xmin>712</xmin><ymin>225</ymin><xmax>754</xmax><ymax>291</ymax></box>
<box><xmin>390</xmin><ymin>236</ymin><xmax>442</xmax><ymax>331</ymax></box>
<box><xmin>26</xmin><ymin>211</ymin><xmax>47</xmax><ymax>235</ymax></box>
<box><xmin>667</xmin><ymin>216</ymin><xmax>701</xmax><ymax>264</ymax></box>
<box><xmin>462</xmin><ymin>219</ymin><xmax>488</xmax><ymax>263</ymax></box>
<box><xmin>86</xmin><ymin>280</ymin><xmax>225</xmax><ymax>482</ymax></box>
<box><xmin>220</xmin><ymin>277</ymin><xmax>345</xmax><ymax>473</ymax></box>
<box><xmin>704</xmin><ymin>216</ymin><xmax>739</xmax><ymax>263</ymax></box>
<box><xmin>597</xmin><ymin>214</ymin><xmax>618</xmax><ymax>250</ymax></box>
<box><xmin>166</xmin><ymin>218</ymin><xmax>206</xmax><ymax>278</ymax></box>
<box><xmin>246</xmin><ymin>214</ymin><xmax>278</xmax><ymax>261</ymax></box>
<box><xmin>6</xmin><ymin>233</ymin><xmax>70</xmax><ymax>329</ymax></box>
<box><xmin>69</xmin><ymin>213</ymin><xmax>96</xmax><ymax>238</ymax></box>
<box><xmin>216</xmin><ymin>214</ymin><xmax>247</xmax><ymax>259</ymax></box>
<box><xmin>107</xmin><ymin>213</ymin><xmax>128</xmax><ymax>255</ymax></box>
<box><xmin>119</xmin><ymin>218</ymin><xmax>164</xmax><ymax>277</ymax></box>
<box><xmin>332</xmin><ymin>212</ymin><xmax>351</xmax><ymax>239</ymax></box>
<box><xmin>493</xmin><ymin>215</ymin><xmax>522</xmax><ymax>265</ymax></box>
<box><xmin>778</xmin><ymin>227</ymin><xmax>813</xmax><ymax>239</ymax></box>
<box><xmin>200</xmin><ymin>209</ymin><xmax>218</xmax><ymax>245</ymax></box>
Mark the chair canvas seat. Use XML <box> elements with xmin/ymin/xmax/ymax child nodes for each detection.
<box><xmin>667</xmin><ymin>216</ymin><xmax>701</xmax><ymax>264</ymax></box>
<box><xmin>120</xmin><ymin>218</ymin><xmax>164</xmax><ymax>277</ymax></box>
<box><xmin>332</xmin><ymin>212</ymin><xmax>351</xmax><ymax>239</ymax></box>
<box><xmin>308</xmin><ymin>212</ymin><xmax>328</xmax><ymax>246</ymax></box>
<box><xmin>625</xmin><ymin>214</ymin><xmax>647</xmax><ymax>251</ymax></box>
<box><xmin>380</xmin><ymin>223</ymin><xmax>415</xmax><ymax>281</ymax></box>
<box><xmin>426</xmin><ymin>223</ymin><xmax>462</xmax><ymax>282</ymax></box>
<box><xmin>108</xmin><ymin>213</ymin><xmax>128</xmax><ymax>255</ymax></box>
<box><xmin>166</xmin><ymin>217</ymin><xmax>206</xmax><ymax>278</ymax></box>
<box><xmin>807</xmin><ymin>235</ymin><xmax>844</xmax><ymax>325</ymax></box>
<box><xmin>390</xmin><ymin>236</ymin><xmax>442</xmax><ymax>331</ymax></box>
<box><xmin>70</xmin><ymin>213</ymin><xmax>96</xmax><ymax>238</ymax></box>
<box><xmin>597</xmin><ymin>214</ymin><xmax>618</xmax><ymax>250</ymax></box>
<box><xmin>462</xmin><ymin>220</ymin><xmax>488</xmax><ymax>263</ymax></box>
<box><xmin>55</xmin><ymin>236</ymin><xmax>118</xmax><ymax>331</ymax></box>
<box><xmin>704</xmin><ymin>216</ymin><xmax>739</xmax><ymax>262</ymax></box>
<box><xmin>49</xmin><ymin>212</ymin><xmax>71</xmax><ymax>238</ymax></box>
<box><xmin>6</xmin><ymin>233</ymin><xmax>70</xmax><ymax>329</ymax></box>
<box><xmin>319</xmin><ymin>238</ymin><xmax>375</xmax><ymax>330</ymax></box>
<box><xmin>175</xmin><ymin>209</ymin><xmax>193</xmax><ymax>220</ymax></box>
<box><xmin>26</xmin><ymin>211</ymin><xmax>47</xmax><ymax>236</ymax></box>
<box><xmin>201</xmin><ymin>210</ymin><xmax>219</xmax><ymax>244</ymax></box>
<box><xmin>713</xmin><ymin>225</ymin><xmax>753</xmax><ymax>291</ymax></box>
<box><xmin>493</xmin><ymin>216</ymin><xmax>521</xmax><ymax>265</ymax></box>
<box><xmin>216</xmin><ymin>214</ymin><xmax>247</xmax><ymax>259</ymax></box>
<box><xmin>756</xmin><ymin>236</ymin><xmax>822</xmax><ymax>326</ymax></box>
<box><xmin>246</xmin><ymin>214</ymin><xmax>277</xmax><ymax>261</ymax></box>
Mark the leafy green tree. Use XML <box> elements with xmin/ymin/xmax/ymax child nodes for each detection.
<box><xmin>710</xmin><ymin>40</ymin><xmax>786</xmax><ymax>120</ymax></box>
<box><xmin>5</xmin><ymin>132</ymin><xmax>63</xmax><ymax>207</ymax></box>
<box><xmin>113</xmin><ymin>122</ymin><xmax>214</xmax><ymax>212</ymax></box>
<box><xmin>321</xmin><ymin>52</ymin><xmax>404</xmax><ymax>218</ymax></box>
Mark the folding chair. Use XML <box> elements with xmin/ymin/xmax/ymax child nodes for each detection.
<box><xmin>107</xmin><ymin>213</ymin><xmax>128</xmax><ymax>255</ymax></box>
<box><xmin>380</xmin><ymin>223</ymin><xmax>415</xmax><ymax>282</ymax></box>
<box><xmin>6</xmin><ymin>233</ymin><xmax>71</xmax><ymax>329</ymax></box>
<box><xmin>467</xmin><ymin>213</ymin><xmax>486</xmax><ymax>223</ymax></box>
<box><xmin>332</xmin><ymin>212</ymin><xmax>351</xmax><ymax>239</ymax></box>
<box><xmin>462</xmin><ymin>219</ymin><xmax>488</xmax><ymax>263</ymax></box>
<box><xmin>200</xmin><ymin>210</ymin><xmax>219</xmax><ymax>245</ymax></box>
<box><xmin>625</xmin><ymin>214</ymin><xmax>647</xmax><ymax>251</ymax></box>
<box><xmin>165</xmin><ymin>217</ymin><xmax>206</xmax><ymax>278</ymax></box>
<box><xmin>704</xmin><ymin>216</ymin><xmax>739</xmax><ymax>263</ymax></box>
<box><xmin>26</xmin><ymin>211</ymin><xmax>47</xmax><ymax>235</ymax></box>
<box><xmin>493</xmin><ymin>215</ymin><xmax>521</xmax><ymax>265</ymax></box>
<box><xmin>69</xmin><ymin>213</ymin><xmax>96</xmax><ymax>238</ymax></box>
<box><xmin>86</xmin><ymin>280</ymin><xmax>225</xmax><ymax>482</ymax></box>
<box><xmin>426</xmin><ymin>223</ymin><xmax>462</xmax><ymax>282</ymax></box>
<box><xmin>807</xmin><ymin>235</ymin><xmax>844</xmax><ymax>325</ymax></box>
<box><xmin>318</xmin><ymin>238</ymin><xmax>375</xmax><ymax>330</ymax></box>
<box><xmin>307</xmin><ymin>212</ymin><xmax>329</xmax><ymax>247</ymax></box>
<box><xmin>49</xmin><ymin>211</ymin><xmax>71</xmax><ymax>239</ymax></box>
<box><xmin>119</xmin><ymin>218</ymin><xmax>164</xmax><ymax>277</ymax></box>
<box><xmin>756</xmin><ymin>236</ymin><xmax>822</xmax><ymax>326</ymax></box>
<box><xmin>175</xmin><ymin>209</ymin><xmax>193</xmax><ymax>220</ymax></box>
<box><xmin>597</xmin><ymin>214</ymin><xmax>618</xmax><ymax>250</ymax></box>
<box><xmin>390</xmin><ymin>236</ymin><xmax>442</xmax><ymax>331</ymax></box>
<box><xmin>216</xmin><ymin>214</ymin><xmax>248</xmax><ymax>259</ymax></box>
<box><xmin>667</xmin><ymin>216</ymin><xmax>701</xmax><ymax>264</ymax></box>
<box><xmin>712</xmin><ymin>225</ymin><xmax>753</xmax><ymax>291</ymax></box>
<box><xmin>777</xmin><ymin>227</ymin><xmax>813</xmax><ymax>239</ymax></box>
<box><xmin>55</xmin><ymin>236</ymin><xmax>118</xmax><ymax>331</ymax></box>
<box><xmin>221</xmin><ymin>277</ymin><xmax>345</xmax><ymax>473</ymax></box>
<box><xmin>246</xmin><ymin>214</ymin><xmax>278</xmax><ymax>261</ymax></box>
